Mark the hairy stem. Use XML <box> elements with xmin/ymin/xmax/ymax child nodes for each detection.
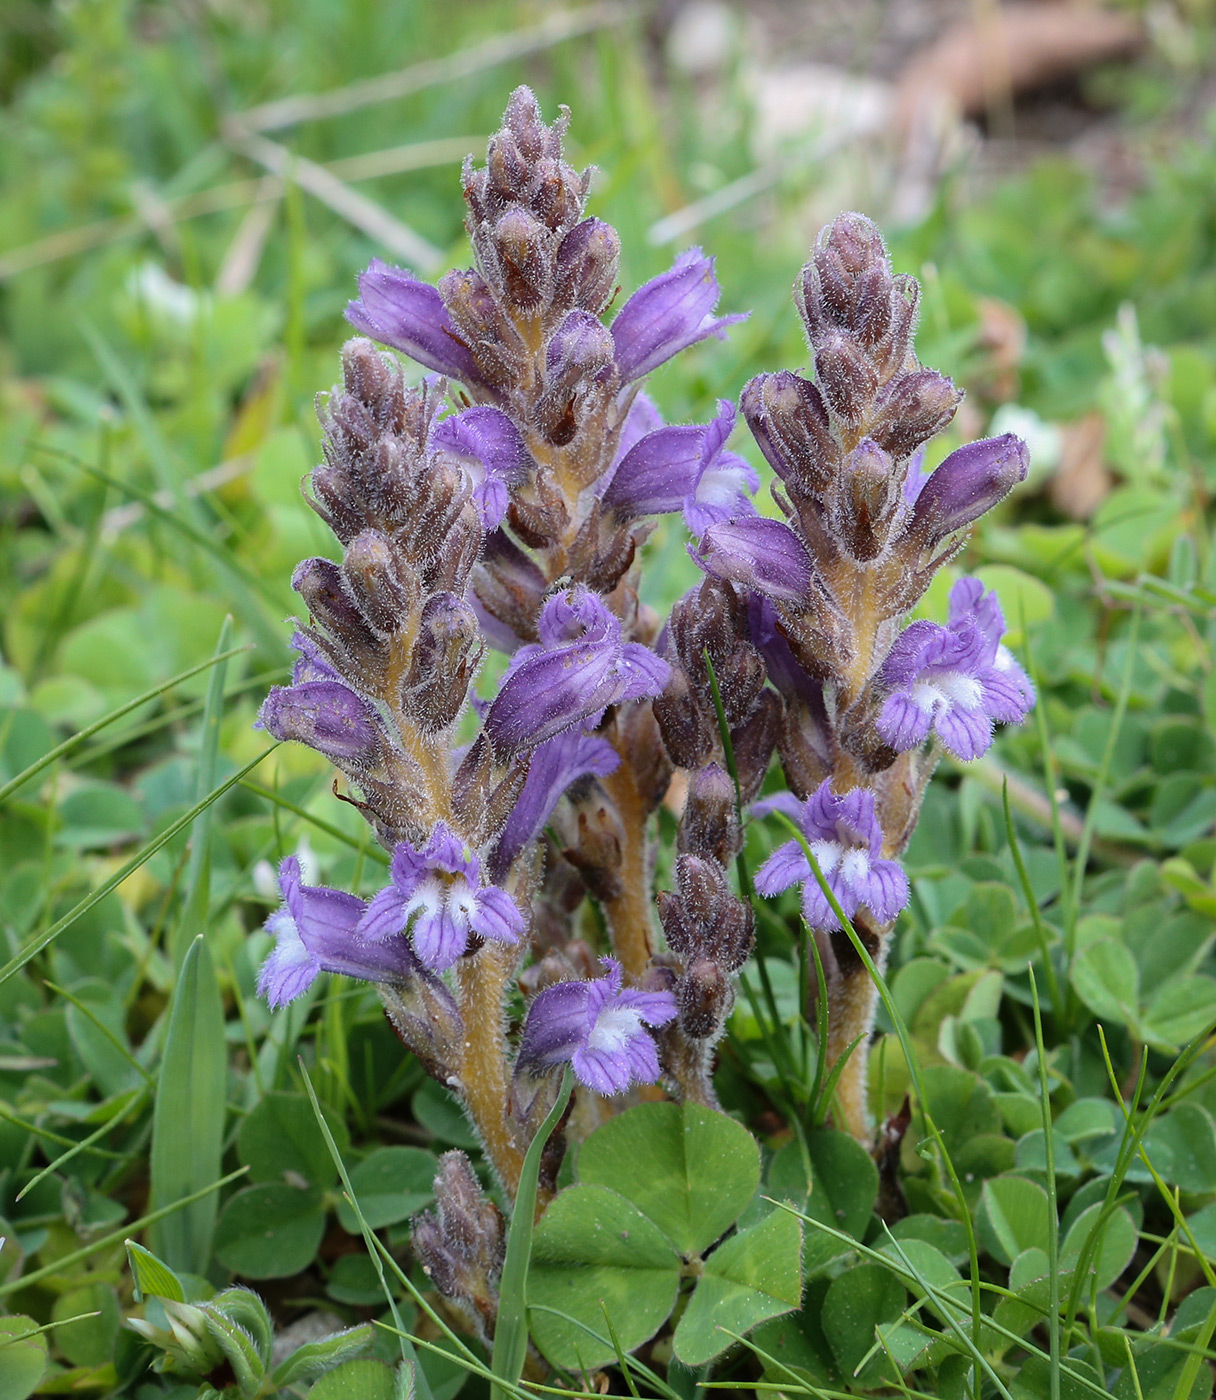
<box><xmin>599</xmin><ymin>757</ymin><xmax>654</xmax><ymax>981</ymax></box>
<box><xmin>456</xmin><ymin>946</ymin><xmax>524</xmax><ymax>1197</ymax></box>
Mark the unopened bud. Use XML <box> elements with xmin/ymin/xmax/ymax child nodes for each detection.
<box><xmin>813</xmin><ymin>329</ymin><xmax>879</xmax><ymax>428</ymax></box>
<box><xmin>839</xmin><ymin>438</ymin><xmax>894</xmax><ymax>561</ymax></box>
<box><xmin>871</xmin><ymin>369</ymin><xmax>962</xmax><ymax>460</ymax></box>
<box><xmin>553</xmin><ymin>218</ymin><xmax>621</xmax><ymax>315</ymax></box>
<box><xmin>402</xmin><ymin>593</ymin><xmax>482</xmax><ymax>731</ymax></box>
<box><xmin>492</xmin><ymin>207</ymin><xmax>553</xmax><ymax>314</ymax></box>
<box><xmin>741</xmin><ymin>371</ymin><xmax>840</xmax><ymax>491</ymax></box>
<box><xmin>678</xmin><ymin>957</ymin><xmax>732</xmax><ymax>1039</ymax></box>
<box><xmin>343</xmin><ymin>529</ymin><xmax>416</xmax><ymax>633</ymax></box>
<box><xmin>678</xmin><ymin>763</ymin><xmax>740</xmax><ymax>865</ymax></box>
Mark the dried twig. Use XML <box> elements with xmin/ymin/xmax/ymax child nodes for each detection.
<box><xmin>222</xmin><ymin>3</ymin><xmax>632</xmax><ymax>138</ymax></box>
<box><xmin>0</xmin><ymin>137</ymin><xmax>478</xmax><ymax>282</ymax></box>
<box><xmin>233</xmin><ymin>134</ymin><xmax>444</xmax><ymax>272</ymax></box>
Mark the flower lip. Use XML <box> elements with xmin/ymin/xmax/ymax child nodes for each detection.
<box><xmin>357</xmin><ymin>821</ymin><xmax>523</xmax><ymax>973</ymax></box>
<box><xmin>610</xmin><ymin>248</ymin><xmax>747</xmax><ymax>383</ymax></box>
<box><xmin>484</xmin><ymin>586</ymin><xmax>670</xmax><ymax>757</ymax></box>
<box><xmin>874</xmin><ymin>577</ymin><xmax>1034</xmax><ymax>761</ymax></box>
<box><xmin>754</xmin><ymin>781</ymin><xmax>909</xmax><ymax>932</ymax></box>
<box><xmin>516</xmin><ymin>958</ymin><xmax>676</xmax><ymax>1096</ymax></box>
<box><xmin>346</xmin><ymin>260</ymin><xmax>483</xmax><ymax>385</ymax></box>
<box><xmin>257</xmin><ymin>856</ymin><xmax>414</xmax><ymax>1009</ymax></box>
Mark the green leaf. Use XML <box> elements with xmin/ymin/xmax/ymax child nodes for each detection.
<box><xmin>749</xmin><ymin>1279</ymin><xmax>838</xmax><ymax>1387</ymax></box>
<box><xmin>0</xmin><ymin>1316</ymin><xmax>48</xmax><ymax>1400</ymax></box>
<box><xmin>209</xmin><ymin>1289</ymin><xmax>274</xmax><ymax>1367</ymax></box>
<box><xmin>1140</xmin><ymin>977</ymin><xmax>1216</xmax><ymax>1052</ymax></box>
<box><xmin>213</xmin><ymin>1184</ymin><xmax>326</xmax><ymax>1279</ymax></box>
<box><xmin>576</xmin><ymin>1101</ymin><xmax>760</xmax><ymax>1256</ymax></box>
<box><xmin>821</xmin><ymin>1263</ymin><xmax>906</xmax><ymax>1385</ymax></box>
<box><xmin>327</xmin><ymin>1253</ymin><xmax>388</xmax><ymax>1307</ymax></box>
<box><xmin>335</xmin><ymin>1147</ymin><xmax>437</xmax><ymax>1232</ymax></box>
<box><xmin>51</xmin><ymin>1282</ymin><xmax>120</xmax><ymax>1367</ymax></box>
<box><xmin>527</xmin><ymin>1183</ymin><xmax>681</xmax><ymax>1371</ymax></box>
<box><xmin>272</xmin><ymin>1323</ymin><xmax>375</xmax><ymax>1387</ymax></box>
<box><xmin>308</xmin><ymin>1358</ymin><xmax>399</xmax><ymax>1400</ymax></box>
<box><xmin>802</xmin><ymin>1129</ymin><xmax>878</xmax><ymax>1242</ymax></box>
<box><xmin>149</xmin><ymin>935</ymin><xmax>227</xmax><ymax>1275</ymax></box>
<box><xmin>125</xmin><ymin>1241</ymin><xmax>185</xmax><ymax>1303</ymax></box>
<box><xmin>1060</xmin><ymin>1203</ymin><xmax>1138</xmax><ymax>1289</ymax></box>
<box><xmin>1071</xmin><ymin>938</ymin><xmax>1140</xmax><ymax>1027</ymax></box>
<box><xmin>672</xmin><ymin>1207</ymin><xmax>802</xmax><ymax>1365</ymax></box>
<box><xmin>977</xmin><ymin>1176</ymin><xmax>1052</xmax><ymax>1266</ymax></box>
<box><xmin>238</xmin><ymin>1091</ymin><xmax>351</xmax><ymax>1189</ymax></box>
<box><xmin>202</xmin><ymin>1310</ymin><xmax>266</xmax><ymax>1399</ymax></box>
<box><xmin>1143</xmin><ymin>1103</ymin><xmax>1216</xmax><ymax>1192</ymax></box>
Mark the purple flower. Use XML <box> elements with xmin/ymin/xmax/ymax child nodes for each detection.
<box><xmin>484</xmin><ymin>587</ymin><xmax>670</xmax><ymax>756</ymax></box>
<box><xmin>491</xmin><ymin>727</ymin><xmax>620</xmax><ymax>877</ymax></box>
<box><xmin>288</xmin><ymin>629</ymin><xmax>341</xmax><ymax>683</ymax></box>
<box><xmin>517</xmin><ymin>958</ymin><xmax>677</xmax><ymax>1095</ymax></box>
<box><xmin>755</xmin><ymin>781</ymin><xmax>908</xmax><ymax>932</ymax></box>
<box><xmin>693</xmin><ymin>516</ymin><xmax>814</xmax><ymax>604</ymax></box>
<box><xmin>258</xmin><ymin>856</ymin><xmax>415</xmax><ymax>1009</ymax></box>
<box><xmin>431</xmin><ymin>405</ymin><xmax>531</xmax><ymax>530</ymax></box>
<box><xmin>358</xmin><ymin>822</ymin><xmax>524</xmax><ymax>973</ymax></box>
<box><xmin>346</xmin><ymin>260</ymin><xmax>483</xmax><ymax>385</ymax></box>
<box><xmin>610</xmin><ymin>248</ymin><xmax>746</xmax><ymax>382</ymax></box>
<box><xmin>602</xmin><ymin>399</ymin><xmax>759</xmax><ymax>534</ymax></box>
<box><xmin>910</xmin><ymin>434</ymin><xmax>1029</xmax><ymax>542</ymax></box>
<box><xmin>876</xmin><ymin>577</ymin><xmax>1034</xmax><ymax>760</ymax></box>
<box><xmin>258</xmin><ymin>680</ymin><xmax>386</xmax><ymax>766</ymax></box>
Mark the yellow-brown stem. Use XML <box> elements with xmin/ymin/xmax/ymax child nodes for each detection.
<box><xmin>819</xmin><ymin>906</ymin><xmax>893</xmax><ymax>1144</ymax></box>
<box><xmin>600</xmin><ymin>758</ymin><xmax>655</xmax><ymax>982</ymax></box>
<box><xmin>456</xmin><ymin>946</ymin><xmax>524</xmax><ymax>1196</ymax></box>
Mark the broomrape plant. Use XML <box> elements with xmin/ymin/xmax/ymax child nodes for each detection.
<box><xmin>254</xmin><ymin>88</ymin><xmax>1032</xmax><ymax>1348</ymax></box>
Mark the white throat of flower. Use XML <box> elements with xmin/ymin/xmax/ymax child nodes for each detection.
<box><xmin>587</xmin><ymin>1004</ymin><xmax>645</xmax><ymax>1055</ymax></box>
<box><xmin>911</xmin><ymin>669</ymin><xmax>982</xmax><ymax>716</ymax></box>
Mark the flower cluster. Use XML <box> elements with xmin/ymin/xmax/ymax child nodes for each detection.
<box><xmin>248</xmin><ymin>90</ymin><xmax>1035</xmax><ymax>1345</ymax></box>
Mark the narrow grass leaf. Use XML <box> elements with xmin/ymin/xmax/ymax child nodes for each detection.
<box><xmin>0</xmin><ymin>646</ymin><xmax>249</xmax><ymax>807</ymax></box>
<box><xmin>492</xmin><ymin>1068</ymin><xmax>573</xmax><ymax>1400</ymax></box>
<box><xmin>174</xmin><ymin>616</ymin><xmax>233</xmax><ymax>968</ymax></box>
<box><xmin>149</xmin><ymin>936</ymin><xmax>227</xmax><ymax>1274</ymax></box>
<box><xmin>0</xmin><ymin>748</ymin><xmax>274</xmax><ymax>987</ymax></box>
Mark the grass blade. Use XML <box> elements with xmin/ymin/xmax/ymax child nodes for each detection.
<box><xmin>0</xmin><ymin>645</ymin><xmax>250</xmax><ymax>807</ymax></box>
<box><xmin>0</xmin><ymin>747</ymin><xmax>275</xmax><ymax>987</ymax></box>
<box><xmin>149</xmin><ymin>935</ymin><xmax>228</xmax><ymax>1274</ymax></box>
<box><xmin>491</xmin><ymin>1068</ymin><xmax>574</xmax><ymax>1400</ymax></box>
<box><xmin>174</xmin><ymin>616</ymin><xmax>234</xmax><ymax>968</ymax></box>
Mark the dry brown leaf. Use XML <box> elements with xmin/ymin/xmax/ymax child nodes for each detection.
<box><xmin>1050</xmin><ymin>412</ymin><xmax>1112</xmax><ymax>519</ymax></box>
<box><xmin>895</xmin><ymin>3</ymin><xmax>1144</xmax><ymax>131</ymax></box>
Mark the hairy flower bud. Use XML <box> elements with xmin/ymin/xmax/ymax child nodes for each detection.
<box><xmin>292</xmin><ymin>556</ymin><xmax>383</xmax><ymax>660</ymax></box>
<box><xmin>678</xmin><ymin>763</ymin><xmax>740</xmax><ymax>865</ymax></box>
<box><xmin>871</xmin><ymin>369</ymin><xmax>962</xmax><ymax>461</ymax></box>
<box><xmin>343</xmin><ymin>529</ymin><xmax>417</xmax><ymax>634</ymax></box>
<box><xmin>741</xmin><ymin>370</ymin><xmax>840</xmax><ymax>491</ymax></box>
<box><xmin>491</xmin><ymin>206</ymin><xmax>553</xmax><ymax>313</ymax></box>
<box><xmin>553</xmin><ymin>218</ymin><xmax>621</xmax><ymax>315</ymax></box>
<box><xmin>401</xmin><ymin>593</ymin><xmax>482</xmax><ymax>731</ymax></box>
<box><xmin>838</xmin><ymin>438</ymin><xmax>895</xmax><ymax>561</ymax></box>
<box><xmin>812</xmin><ymin>328</ymin><xmax>879</xmax><ymax>428</ymax></box>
